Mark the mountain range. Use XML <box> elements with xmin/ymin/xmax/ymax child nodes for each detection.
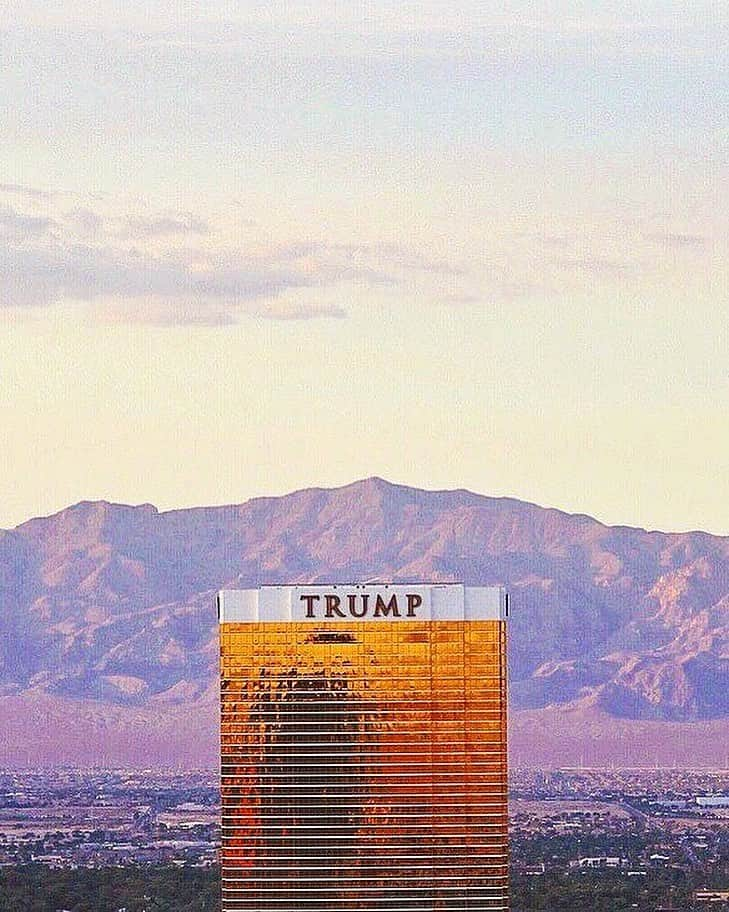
<box><xmin>0</xmin><ymin>477</ymin><xmax>726</xmax><ymax>767</ymax></box>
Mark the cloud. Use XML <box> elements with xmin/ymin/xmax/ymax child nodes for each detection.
<box><xmin>551</xmin><ymin>256</ymin><xmax>637</xmax><ymax>274</ymax></box>
<box><xmin>0</xmin><ymin>204</ymin><xmax>56</xmax><ymax>236</ymax></box>
<box><xmin>258</xmin><ymin>241</ymin><xmax>462</xmax><ymax>281</ymax></box>
<box><xmin>59</xmin><ymin>209</ymin><xmax>210</xmax><ymax>240</ymax></box>
<box><xmin>258</xmin><ymin>301</ymin><xmax>347</xmax><ymax>321</ymax></box>
<box><xmin>119</xmin><ymin>214</ymin><xmax>210</xmax><ymax>238</ymax></box>
<box><xmin>96</xmin><ymin>299</ymin><xmax>239</xmax><ymax>327</ymax></box>
<box><xmin>3</xmin><ymin>192</ymin><xmax>717</xmax><ymax>326</ymax></box>
<box><xmin>62</xmin><ymin>207</ymin><xmax>105</xmax><ymax>237</ymax></box>
<box><xmin>441</xmin><ymin>293</ymin><xmax>482</xmax><ymax>305</ymax></box>
<box><xmin>0</xmin><ymin>183</ymin><xmax>55</xmax><ymax>200</ymax></box>
<box><xmin>643</xmin><ymin>232</ymin><xmax>708</xmax><ymax>249</ymax></box>
<box><xmin>0</xmin><ymin>201</ymin><xmax>455</xmax><ymax>324</ymax></box>
<box><xmin>0</xmin><ymin>240</ymin><xmax>320</xmax><ymax>311</ymax></box>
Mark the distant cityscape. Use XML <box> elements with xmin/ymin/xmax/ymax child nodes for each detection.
<box><xmin>0</xmin><ymin>769</ymin><xmax>218</xmax><ymax>869</ymax></box>
<box><xmin>510</xmin><ymin>768</ymin><xmax>729</xmax><ymax>889</ymax></box>
<box><xmin>0</xmin><ymin>767</ymin><xmax>726</xmax><ymax>909</ymax></box>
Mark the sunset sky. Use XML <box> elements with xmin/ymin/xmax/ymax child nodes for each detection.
<box><xmin>1</xmin><ymin>1</ymin><xmax>728</xmax><ymax>532</ymax></box>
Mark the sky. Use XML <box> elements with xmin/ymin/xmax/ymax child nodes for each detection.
<box><xmin>1</xmin><ymin>1</ymin><xmax>728</xmax><ymax>533</ymax></box>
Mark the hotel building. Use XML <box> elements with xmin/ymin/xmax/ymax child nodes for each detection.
<box><xmin>218</xmin><ymin>583</ymin><xmax>509</xmax><ymax>911</ymax></box>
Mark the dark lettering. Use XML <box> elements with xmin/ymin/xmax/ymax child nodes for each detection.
<box><xmin>300</xmin><ymin>594</ymin><xmax>320</xmax><ymax>618</ymax></box>
<box><xmin>374</xmin><ymin>594</ymin><xmax>400</xmax><ymax>617</ymax></box>
<box><xmin>348</xmin><ymin>594</ymin><xmax>368</xmax><ymax>618</ymax></box>
<box><xmin>325</xmin><ymin>594</ymin><xmax>346</xmax><ymax>618</ymax></box>
<box><xmin>406</xmin><ymin>593</ymin><xmax>422</xmax><ymax>617</ymax></box>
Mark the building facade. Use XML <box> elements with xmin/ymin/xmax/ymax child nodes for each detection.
<box><xmin>218</xmin><ymin>584</ymin><xmax>509</xmax><ymax>911</ymax></box>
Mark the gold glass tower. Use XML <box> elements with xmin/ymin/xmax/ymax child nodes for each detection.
<box><xmin>218</xmin><ymin>584</ymin><xmax>509</xmax><ymax>912</ymax></box>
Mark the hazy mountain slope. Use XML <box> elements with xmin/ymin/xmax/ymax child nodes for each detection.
<box><xmin>0</xmin><ymin>477</ymin><xmax>726</xmax><ymax>767</ymax></box>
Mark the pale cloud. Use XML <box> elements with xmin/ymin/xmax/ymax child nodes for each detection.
<box><xmin>551</xmin><ymin>256</ymin><xmax>638</xmax><ymax>274</ymax></box>
<box><xmin>62</xmin><ymin>207</ymin><xmax>105</xmax><ymax>237</ymax></box>
<box><xmin>119</xmin><ymin>214</ymin><xmax>210</xmax><ymax>238</ymax></box>
<box><xmin>1</xmin><ymin>189</ymin><xmax>724</xmax><ymax>325</ymax></box>
<box><xmin>0</xmin><ymin>183</ymin><xmax>55</xmax><ymax>200</ymax></box>
<box><xmin>0</xmin><ymin>239</ymin><xmax>320</xmax><ymax>313</ymax></box>
<box><xmin>643</xmin><ymin>232</ymin><xmax>708</xmax><ymax>249</ymax></box>
<box><xmin>0</xmin><ymin>201</ymin><xmax>460</xmax><ymax>323</ymax></box>
<box><xmin>257</xmin><ymin>301</ymin><xmax>348</xmax><ymax>321</ymax></box>
<box><xmin>96</xmin><ymin>299</ymin><xmax>238</xmax><ymax>327</ymax></box>
<box><xmin>0</xmin><ymin>204</ymin><xmax>56</xmax><ymax>236</ymax></box>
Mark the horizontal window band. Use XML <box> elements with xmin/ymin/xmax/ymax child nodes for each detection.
<box><xmin>221</xmin><ymin>809</ymin><xmax>506</xmax><ymax>818</ymax></box>
<box><xmin>221</xmin><ymin>697</ymin><xmax>504</xmax><ymax>703</ymax></box>
<box><xmin>221</xmin><ymin>720</ymin><xmax>506</xmax><ymax>734</ymax></box>
<box><xmin>221</xmin><ymin>819</ymin><xmax>507</xmax><ymax>827</ymax></box>
<box><xmin>222</xmin><ymin>891</ymin><xmax>508</xmax><ymax>898</ymax></box>
<box><xmin>221</xmin><ymin>718</ymin><xmax>505</xmax><ymax>724</ymax></box>
<box><xmin>220</xmin><ymin>759</ymin><xmax>506</xmax><ymax>766</ymax></box>
<box><xmin>220</xmin><ymin>753</ymin><xmax>506</xmax><ymax>761</ymax></box>
<box><xmin>222</xmin><ymin>667</ymin><xmax>504</xmax><ymax>671</ymax></box>
<box><xmin>220</xmin><ymin>765</ymin><xmax>506</xmax><ymax>770</ymax></box>
<box><xmin>220</xmin><ymin>712</ymin><xmax>505</xmax><ymax>719</ymax></box>
<box><xmin>220</xmin><ymin>746</ymin><xmax>505</xmax><ymax>752</ymax></box>
<box><xmin>221</xmin><ymin>707</ymin><xmax>504</xmax><ymax>714</ymax></box>
<box><xmin>220</xmin><ymin>676</ymin><xmax>503</xmax><ymax>683</ymax></box>
<box><xmin>219</xmin><ymin>720</ymin><xmax>506</xmax><ymax>728</ymax></box>
<box><xmin>222</xmin><ymin>742</ymin><xmax>505</xmax><ymax>747</ymax></box>
<box><xmin>220</xmin><ymin>855</ymin><xmax>508</xmax><ymax>864</ymax></box>
<box><xmin>221</xmin><ymin>784</ymin><xmax>505</xmax><ymax>791</ymax></box>
<box><xmin>222</xmin><ymin>906</ymin><xmax>508</xmax><ymax>912</ymax></box>
<box><xmin>220</xmin><ymin>744</ymin><xmax>506</xmax><ymax>750</ymax></box>
<box><xmin>221</xmin><ymin>865</ymin><xmax>508</xmax><ymax>875</ymax></box>
<box><xmin>219</xmin><ymin>771</ymin><xmax>507</xmax><ymax>779</ymax></box>
<box><xmin>221</xmin><ymin>878</ymin><xmax>508</xmax><ymax>884</ymax></box>
<box><xmin>220</xmin><ymin>737</ymin><xmax>506</xmax><ymax>743</ymax></box>
<box><xmin>220</xmin><ymin>765</ymin><xmax>506</xmax><ymax>771</ymax></box>
<box><xmin>222</xmin><ymin>907</ymin><xmax>508</xmax><ymax>912</ymax></box>
<box><xmin>220</xmin><ymin>793</ymin><xmax>507</xmax><ymax>800</ymax></box>
<box><xmin>221</xmin><ymin>750</ymin><xmax>505</xmax><ymax>756</ymax></box>
<box><xmin>220</xmin><ymin>714</ymin><xmax>505</xmax><ymax>720</ymax></box>
<box><xmin>222</xmin><ymin>886</ymin><xmax>508</xmax><ymax>893</ymax></box>
<box><xmin>220</xmin><ymin>698</ymin><xmax>505</xmax><ymax>705</ymax></box>
<box><xmin>221</xmin><ymin>842</ymin><xmax>508</xmax><ymax>849</ymax></box>
<box><xmin>220</xmin><ymin>783</ymin><xmax>506</xmax><ymax>791</ymax></box>
<box><xmin>220</xmin><ymin>740</ymin><xmax>505</xmax><ymax>746</ymax></box>
<box><xmin>221</xmin><ymin>895</ymin><xmax>509</xmax><ymax>912</ymax></box>
<box><xmin>222</xmin><ymin>698</ymin><xmax>504</xmax><ymax>703</ymax></box>
<box><xmin>221</xmin><ymin>826</ymin><xmax>508</xmax><ymax>833</ymax></box>
<box><xmin>221</xmin><ymin>828</ymin><xmax>508</xmax><ymax>836</ymax></box>
<box><xmin>222</xmin><ymin>854</ymin><xmax>509</xmax><ymax>868</ymax></box>
<box><xmin>218</xmin><ymin>668</ymin><xmax>506</xmax><ymax>676</ymax></box>
<box><xmin>221</xmin><ymin>844</ymin><xmax>508</xmax><ymax>851</ymax></box>
<box><xmin>221</xmin><ymin>718</ymin><xmax>506</xmax><ymax>724</ymax></box>
<box><xmin>222</xmin><ymin>700</ymin><xmax>503</xmax><ymax>712</ymax></box>
<box><xmin>221</xmin><ymin>860</ymin><xmax>508</xmax><ymax>868</ymax></box>
<box><xmin>220</xmin><ymin>807</ymin><xmax>508</xmax><ymax>814</ymax></box>
<box><xmin>222</xmin><ymin>900</ymin><xmax>509</xmax><ymax>906</ymax></box>
<box><xmin>220</xmin><ymin>794</ymin><xmax>507</xmax><ymax>801</ymax></box>
<box><xmin>222</xmin><ymin>908</ymin><xmax>509</xmax><ymax>912</ymax></box>
<box><xmin>221</xmin><ymin>730</ymin><xmax>506</xmax><ymax>735</ymax></box>
<box><xmin>221</xmin><ymin>731</ymin><xmax>505</xmax><ymax>736</ymax></box>
<box><xmin>221</xmin><ymin>703</ymin><xmax>506</xmax><ymax>709</ymax></box>
<box><xmin>220</xmin><ymin>747</ymin><xmax>505</xmax><ymax>753</ymax></box>
<box><xmin>220</xmin><ymin>787</ymin><xmax>505</xmax><ymax>796</ymax></box>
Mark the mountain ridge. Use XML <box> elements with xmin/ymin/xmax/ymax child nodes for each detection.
<box><xmin>0</xmin><ymin>477</ymin><xmax>727</xmax><ymax>766</ymax></box>
<box><xmin>13</xmin><ymin>475</ymin><xmax>720</xmax><ymax>537</ymax></box>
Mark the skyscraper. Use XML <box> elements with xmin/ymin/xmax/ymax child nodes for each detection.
<box><xmin>218</xmin><ymin>583</ymin><xmax>509</xmax><ymax>911</ymax></box>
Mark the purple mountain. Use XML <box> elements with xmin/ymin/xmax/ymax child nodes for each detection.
<box><xmin>0</xmin><ymin>477</ymin><xmax>726</xmax><ymax>767</ymax></box>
